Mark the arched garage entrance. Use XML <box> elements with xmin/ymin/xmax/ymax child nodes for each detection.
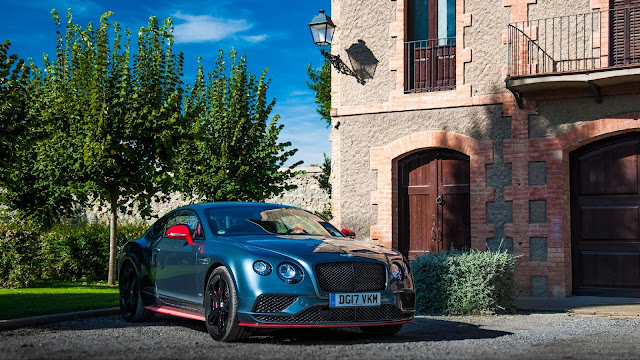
<box><xmin>397</xmin><ymin>148</ymin><xmax>470</xmax><ymax>260</ymax></box>
<box><xmin>571</xmin><ymin>133</ymin><xmax>640</xmax><ymax>297</ymax></box>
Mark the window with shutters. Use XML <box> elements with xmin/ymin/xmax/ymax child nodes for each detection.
<box><xmin>611</xmin><ymin>0</ymin><xmax>640</xmax><ymax>66</ymax></box>
<box><xmin>405</xmin><ymin>0</ymin><xmax>456</xmax><ymax>93</ymax></box>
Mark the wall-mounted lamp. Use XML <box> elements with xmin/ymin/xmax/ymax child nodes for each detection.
<box><xmin>309</xmin><ymin>9</ymin><xmax>361</xmax><ymax>82</ymax></box>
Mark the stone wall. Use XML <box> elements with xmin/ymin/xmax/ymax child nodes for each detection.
<box><xmin>266</xmin><ymin>167</ymin><xmax>331</xmax><ymax>216</ymax></box>
<box><xmin>80</xmin><ymin>167</ymin><xmax>330</xmax><ymax>224</ymax></box>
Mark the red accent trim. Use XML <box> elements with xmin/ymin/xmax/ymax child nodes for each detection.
<box><xmin>144</xmin><ymin>305</ymin><xmax>205</xmax><ymax>321</ymax></box>
<box><xmin>238</xmin><ymin>320</ymin><xmax>413</xmax><ymax>328</ymax></box>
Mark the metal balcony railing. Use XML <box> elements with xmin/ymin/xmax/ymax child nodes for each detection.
<box><xmin>507</xmin><ymin>6</ymin><xmax>640</xmax><ymax>78</ymax></box>
<box><xmin>405</xmin><ymin>38</ymin><xmax>456</xmax><ymax>93</ymax></box>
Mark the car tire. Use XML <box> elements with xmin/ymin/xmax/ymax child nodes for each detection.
<box><xmin>204</xmin><ymin>267</ymin><xmax>249</xmax><ymax>342</ymax></box>
<box><xmin>119</xmin><ymin>263</ymin><xmax>154</xmax><ymax>322</ymax></box>
<box><xmin>360</xmin><ymin>324</ymin><xmax>404</xmax><ymax>336</ymax></box>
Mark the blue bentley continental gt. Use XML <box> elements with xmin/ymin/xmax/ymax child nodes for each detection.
<box><xmin>118</xmin><ymin>203</ymin><xmax>416</xmax><ymax>342</ymax></box>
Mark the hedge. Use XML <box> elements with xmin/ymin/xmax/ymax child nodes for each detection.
<box><xmin>412</xmin><ymin>248</ymin><xmax>516</xmax><ymax>315</ymax></box>
<box><xmin>0</xmin><ymin>221</ymin><xmax>147</xmax><ymax>288</ymax></box>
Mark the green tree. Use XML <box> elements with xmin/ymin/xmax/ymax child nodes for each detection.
<box><xmin>0</xmin><ymin>41</ymin><xmax>75</xmax><ymax>226</ymax></box>
<box><xmin>306</xmin><ymin>58</ymin><xmax>331</xmax><ymax>127</ymax></box>
<box><xmin>174</xmin><ymin>50</ymin><xmax>300</xmax><ymax>201</ymax></box>
<box><xmin>0</xmin><ymin>40</ymin><xmax>28</xmax><ymax>169</ymax></box>
<box><xmin>315</xmin><ymin>153</ymin><xmax>331</xmax><ymax>196</ymax></box>
<box><xmin>35</xmin><ymin>10</ymin><xmax>185</xmax><ymax>285</ymax></box>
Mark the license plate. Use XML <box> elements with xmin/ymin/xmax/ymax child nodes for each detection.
<box><xmin>329</xmin><ymin>293</ymin><xmax>381</xmax><ymax>307</ymax></box>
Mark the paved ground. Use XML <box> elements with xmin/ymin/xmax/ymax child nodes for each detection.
<box><xmin>2</xmin><ymin>311</ymin><xmax>640</xmax><ymax>360</ymax></box>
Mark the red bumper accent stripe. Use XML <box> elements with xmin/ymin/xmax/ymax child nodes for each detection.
<box><xmin>238</xmin><ymin>320</ymin><xmax>413</xmax><ymax>328</ymax></box>
<box><xmin>144</xmin><ymin>305</ymin><xmax>205</xmax><ymax>321</ymax></box>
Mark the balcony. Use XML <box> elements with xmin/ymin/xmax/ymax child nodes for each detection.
<box><xmin>506</xmin><ymin>6</ymin><xmax>640</xmax><ymax>107</ymax></box>
<box><xmin>405</xmin><ymin>38</ymin><xmax>456</xmax><ymax>93</ymax></box>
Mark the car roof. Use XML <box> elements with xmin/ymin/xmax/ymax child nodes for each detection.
<box><xmin>180</xmin><ymin>202</ymin><xmax>297</xmax><ymax>211</ymax></box>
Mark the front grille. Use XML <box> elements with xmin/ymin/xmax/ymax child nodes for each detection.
<box><xmin>253</xmin><ymin>295</ymin><xmax>298</xmax><ymax>313</ymax></box>
<box><xmin>400</xmin><ymin>291</ymin><xmax>415</xmax><ymax>310</ymax></box>
<box><xmin>253</xmin><ymin>304</ymin><xmax>413</xmax><ymax>323</ymax></box>
<box><xmin>315</xmin><ymin>262</ymin><xmax>386</xmax><ymax>292</ymax></box>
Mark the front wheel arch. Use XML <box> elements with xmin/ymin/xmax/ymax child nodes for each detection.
<box><xmin>118</xmin><ymin>261</ymin><xmax>154</xmax><ymax>322</ymax></box>
<box><xmin>204</xmin><ymin>266</ymin><xmax>249</xmax><ymax>342</ymax></box>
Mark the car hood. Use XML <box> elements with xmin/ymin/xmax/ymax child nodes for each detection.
<box><xmin>221</xmin><ymin>235</ymin><xmax>400</xmax><ymax>262</ymax></box>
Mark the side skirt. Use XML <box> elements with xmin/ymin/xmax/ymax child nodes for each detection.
<box><xmin>144</xmin><ymin>305</ymin><xmax>205</xmax><ymax>321</ymax></box>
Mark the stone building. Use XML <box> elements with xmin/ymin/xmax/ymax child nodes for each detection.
<box><xmin>327</xmin><ymin>0</ymin><xmax>640</xmax><ymax>297</ymax></box>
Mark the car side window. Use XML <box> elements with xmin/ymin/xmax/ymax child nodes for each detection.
<box><xmin>148</xmin><ymin>215</ymin><xmax>169</xmax><ymax>240</ymax></box>
<box><xmin>165</xmin><ymin>209</ymin><xmax>205</xmax><ymax>240</ymax></box>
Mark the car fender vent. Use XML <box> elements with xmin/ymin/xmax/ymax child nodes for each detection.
<box><xmin>253</xmin><ymin>294</ymin><xmax>298</xmax><ymax>313</ymax></box>
<box><xmin>399</xmin><ymin>291</ymin><xmax>415</xmax><ymax>310</ymax></box>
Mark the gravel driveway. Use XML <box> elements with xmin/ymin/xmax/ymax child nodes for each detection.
<box><xmin>1</xmin><ymin>313</ymin><xmax>639</xmax><ymax>359</ymax></box>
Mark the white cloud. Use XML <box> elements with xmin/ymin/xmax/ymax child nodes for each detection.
<box><xmin>289</xmin><ymin>90</ymin><xmax>313</xmax><ymax>97</ymax></box>
<box><xmin>171</xmin><ymin>11</ymin><xmax>252</xmax><ymax>43</ymax></box>
<box><xmin>170</xmin><ymin>11</ymin><xmax>268</xmax><ymax>45</ymax></box>
<box><xmin>241</xmin><ymin>34</ymin><xmax>268</xmax><ymax>43</ymax></box>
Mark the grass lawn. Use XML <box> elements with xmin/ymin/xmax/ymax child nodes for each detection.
<box><xmin>0</xmin><ymin>281</ymin><xmax>119</xmax><ymax>320</ymax></box>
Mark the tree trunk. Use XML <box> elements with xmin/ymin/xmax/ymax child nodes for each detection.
<box><xmin>107</xmin><ymin>189</ymin><xmax>119</xmax><ymax>286</ymax></box>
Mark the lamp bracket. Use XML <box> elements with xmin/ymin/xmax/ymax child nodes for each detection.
<box><xmin>320</xmin><ymin>48</ymin><xmax>364</xmax><ymax>84</ymax></box>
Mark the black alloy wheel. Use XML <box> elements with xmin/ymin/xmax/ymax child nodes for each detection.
<box><xmin>204</xmin><ymin>267</ymin><xmax>248</xmax><ymax>342</ymax></box>
<box><xmin>119</xmin><ymin>263</ymin><xmax>153</xmax><ymax>322</ymax></box>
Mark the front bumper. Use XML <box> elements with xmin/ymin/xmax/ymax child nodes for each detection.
<box><xmin>237</xmin><ymin>290</ymin><xmax>415</xmax><ymax>328</ymax></box>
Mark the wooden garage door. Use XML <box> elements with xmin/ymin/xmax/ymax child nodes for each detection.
<box><xmin>398</xmin><ymin>149</ymin><xmax>470</xmax><ymax>260</ymax></box>
<box><xmin>571</xmin><ymin>133</ymin><xmax>640</xmax><ymax>297</ymax></box>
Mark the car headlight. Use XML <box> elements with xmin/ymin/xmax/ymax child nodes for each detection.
<box><xmin>253</xmin><ymin>260</ymin><xmax>272</xmax><ymax>276</ymax></box>
<box><xmin>277</xmin><ymin>262</ymin><xmax>304</xmax><ymax>284</ymax></box>
<box><xmin>390</xmin><ymin>262</ymin><xmax>404</xmax><ymax>281</ymax></box>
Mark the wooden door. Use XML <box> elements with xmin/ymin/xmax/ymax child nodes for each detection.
<box><xmin>398</xmin><ymin>149</ymin><xmax>470</xmax><ymax>260</ymax></box>
<box><xmin>571</xmin><ymin>133</ymin><xmax>640</xmax><ymax>297</ymax></box>
<box><xmin>610</xmin><ymin>0</ymin><xmax>640</xmax><ymax>66</ymax></box>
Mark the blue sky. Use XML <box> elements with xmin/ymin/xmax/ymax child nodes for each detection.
<box><xmin>0</xmin><ymin>0</ymin><xmax>331</xmax><ymax>167</ymax></box>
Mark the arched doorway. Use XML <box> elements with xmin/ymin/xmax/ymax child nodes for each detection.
<box><xmin>571</xmin><ymin>132</ymin><xmax>640</xmax><ymax>297</ymax></box>
<box><xmin>397</xmin><ymin>148</ymin><xmax>470</xmax><ymax>260</ymax></box>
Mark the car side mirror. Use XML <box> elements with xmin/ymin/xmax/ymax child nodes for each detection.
<box><xmin>166</xmin><ymin>225</ymin><xmax>194</xmax><ymax>245</ymax></box>
<box><xmin>341</xmin><ymin>228</ymin><xmax>356</xmax><ymax>238</ymax></box>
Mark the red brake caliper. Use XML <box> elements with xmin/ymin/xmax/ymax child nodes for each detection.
<box><xmin>214</xmin><ymin>287</ymin><xmax>221</xmax><ymax>309</ymax></box>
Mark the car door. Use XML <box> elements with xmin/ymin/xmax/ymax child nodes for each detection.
<box><xmin>152</xmin><ymin>209</ymin><xmax>203</xmax><ymax>304</ymax></box>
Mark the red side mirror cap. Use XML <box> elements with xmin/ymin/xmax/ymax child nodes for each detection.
<box><xmin>341</xmin><ymin>228</ymin><xmax>356</xmax><ymax>237</ymax></box>
<box><xmin>166</xmin><ymin>225</ymin><xmax>194</xmax><ymax>245</ymax></box>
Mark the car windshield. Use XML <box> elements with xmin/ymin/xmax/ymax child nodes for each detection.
<box><xmin>205</xmin><ymin>205</ymin><xmax>344</xmax><ymax>237</ymax></box>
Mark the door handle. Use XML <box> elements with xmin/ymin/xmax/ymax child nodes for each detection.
<box><xmin>437</xmin><ymin>227</ymin><xmax>442</xmax><ymax>242</ymax></box>
<box><xmin>431</xmin><ymin>227</ymin><xmax>435</xmax><ymax>241</ymax></box>
<box><xmin>436</xmin><ymin>195</ymin><xmax>444</xmax><ymax>205</ymax></box>
<box><xmin>153</xmin><ymin>248</ymin><xmax>161</xmax><ymax>253</ymax></box>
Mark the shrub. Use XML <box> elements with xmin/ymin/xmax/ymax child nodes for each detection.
<box><xmin>412</xmin><ymin>248</ymin><xmax>515</xmax><ymax>315</ymax></box>
<box><xmin>40</xmin><ymin>222</ymin><xmax>147</xmax><ymax>281</ymax></box>
<box><xmin>0</xmin><ymin>221</ymin><xmax>147</xmax><ymax>288</ymax></box>
<box><xmin>0</xmin><ymin>222</ymin><xmax>42</xmax><ymax>288</ymax></box>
